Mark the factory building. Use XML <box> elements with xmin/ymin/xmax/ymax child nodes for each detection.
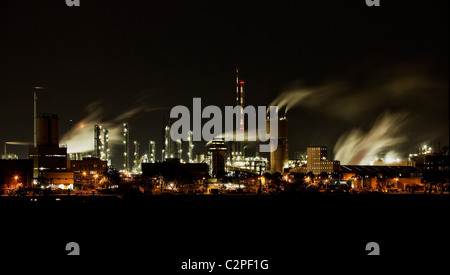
<box><xmin>28</xmin><ymin>113</ymin><xmax>74</xmax><ymax>188</ymax></box>
<box><xmin>1</xmin><ymin>142</ymin><xmax>29</xmax><ymax>160</ymax></box>
<box><xmin>208</xmin><ymin>139</ymin><xmax>227</xmax><ymax>178</ymax></box>
<box><xmin>163</xmin><ymin>124</ymin><xmax>184</xmax><ymax>162</ymax></box>
<box><xmin>306</xmin><ymin>146</ymin><xmax>340</xmax><ymax>175</ymax></box>
<box><xmin>224</xmin><ymin>69</ymin><xmax>269</xmax><ymax>175</ymax></box>
<box><xmin>340</xmin><ymin>165</ymin><xmax>423</xmax><ymax>190</ymax></box>
<box><xmin>69</xmin><ymin>157</ymin><xmax>107</xmax><ymax>188</ymax></box>
<box><xmin>267</xmin><ymin>117</ymin><xmax>289</xmax><ymax>173</ymax></box>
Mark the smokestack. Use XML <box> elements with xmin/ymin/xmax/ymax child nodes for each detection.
<box><xmin>236</xmin><ymin>68</ymin><xmax>239</xmax><ymax>109</ymax></box>
<box><xmin>239</xmin><ymin>80</ymin><xmax>245</xmax><ymax>131</ymax></box>
<box><xmin>234</xmin><ymin>68</ymin><xmax>245</xmax><ymax>155</ymax></box>
<box><xmin>33</xmin><ymin>87</ymin><xmax>44</xmax><ymax>147</ymax></box>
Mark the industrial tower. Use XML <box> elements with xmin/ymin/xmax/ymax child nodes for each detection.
<box><xmin>235</xmin><ymin>68</ymin><xmax>245</xmax><ymax>156</ymax></box>
<box><xmin>123</xmin><ymin>123</ymin><xmax>130</xmax><ymax>172</ymax></box>
<box><xmin>149</xmin><ymin>140</ymin><xmax>156</xmax><ymax>163</ymax></box>
<box><xmin>94</xmin><ymin>125</ymin><xmax>110</xmax><ymax>164</ymax></box>
<box><xmin>133</xmin><ymin>140</ymin><xmax>140</xmax><ymax>173</ymax></box>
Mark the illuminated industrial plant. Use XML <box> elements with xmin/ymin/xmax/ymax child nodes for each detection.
<box><xmin>0</xmin><ymin>71</ymin><xmax>448</xmax><ymax>195</ymax></box>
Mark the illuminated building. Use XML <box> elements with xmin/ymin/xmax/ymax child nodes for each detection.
<box><xmin>28</xmin><ymin>113</ymin><xmax>73</xmax><ymax>188</ymax></box>
<box><xmin>306</xmin><ymin>146</ymin><xmax>340</xmax><ymax>175</ymax></box>
<box><xmin>208</xmin><ymin>139</ymin><xmax>227</xmax><ymax>178</ymax></box>
<box><xmin>267</xmin><ymin>117</ymin><xmax>289</xmax><ymax>173</ymax></box>
<box><xmin>340</xmin><ymin>165</ymin><xmax>423</xmax><ymax>190</ymax></box>
<box><xmin>226</xmin><ymin>155</ymin><xmax>267</xmax><ymax>175</ymax></box>
<box><xmin>1</xmin><ymin>153</ymin><xmax>18</xmax><ymax>160</ymax></box>
<box><xmin>69</xmin><ymin>157</ymin><xmax>107</xmax><ymax>187</ymax></box>
<box><xmin>2</xmin><ymin>142</ymin><xmax>29</xmax><ymax>160</ymax></box>
<box><xmin>414</xmin><ymin>146</ymin><xmax>449</xmax><ymax>188</ymax></box>
<box><xmin>225</xmin><ymin>69</ymin><xmax>269</xmax><ymax>175</ymax></box>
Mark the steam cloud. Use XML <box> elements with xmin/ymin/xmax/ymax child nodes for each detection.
<box><xmin>269</xmin><ymin>63</ymin><xmax>448</xmax><ymax>164</ymax></box>
<box><xmin>5</xmin><ymin>142</ymin><xmax>33</xmax><ymax>145</ymax></box>
<box><xmin>333</xmin><ymin>112</ymin><xmax>407</xmax><ymax>165</ymax></box>
<box><xmin>60</xmin><ymin>101</ymin><xmax>154</xmax><ymax>154</ymax></box>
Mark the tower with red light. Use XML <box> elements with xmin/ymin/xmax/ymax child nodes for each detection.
<box><xmin>235</xmin><ymin>68</ymin><xmax>246</xmax><ymax>156</ymax></box>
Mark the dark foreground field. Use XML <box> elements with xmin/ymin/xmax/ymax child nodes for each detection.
<box><xmin>0</xmin><ymin>193</ymin><xmax>448</xmax><ymax>272</ymax></box>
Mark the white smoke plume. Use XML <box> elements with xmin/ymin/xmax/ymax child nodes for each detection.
<box><xmin>269</xmin><ymin>81</ymin><xmax>345</xmax><ymax>114</ymax></box>
<box><xmin>60</xmin><ymin>101</ymin><xmax>154</xmax><ymax>154</ymax></box>
<box><xmin>383</xmin><ymin>151</ymin><xmax>403</xmax><ymax>164</ymax></box>
<box><xmin>5</xmin><ymin>142</ymin><xmax>33</xmax><ymax>145</ymax></box>
<box><xmin>269</xmin><ymin>63</ymin><xmax>447</xmax><ymax>164</ymax></box>
<box><xmin>333</xmin><ymin>112</ymin><xmax>407</xmax><ymax>165</ymax></box>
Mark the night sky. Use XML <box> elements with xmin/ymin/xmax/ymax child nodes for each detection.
<box><xmin>0</xmin><ymin>0</ymin><xmax>448</xmax><ymax>167</ymax></box>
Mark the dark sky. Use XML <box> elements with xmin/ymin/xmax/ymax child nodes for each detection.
<box><xmin>0</xmin><ymin>0</ymin><xmax>448</xmax><ymax>166</ymax></box>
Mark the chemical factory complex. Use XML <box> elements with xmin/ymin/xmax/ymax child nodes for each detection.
<box><xmin>0</xmin><ymin>1</ymin><xmax>449</xmax><ymax>266</ymax></box>
<box><xmin>1</xmin><ymin>70</ymin><xmax>448</xmax><ymax>196</ymax></box>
